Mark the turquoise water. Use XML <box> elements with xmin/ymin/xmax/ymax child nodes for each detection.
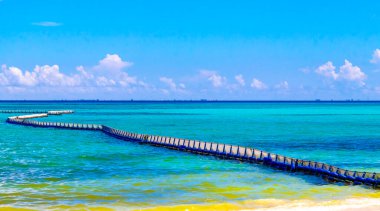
<box><xmin>0</xmin><ymin>102</ymin><xmax>379</xmax><ymax>209</ymax></box>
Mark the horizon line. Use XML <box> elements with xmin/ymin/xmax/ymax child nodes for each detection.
<box><xmin>0</xmin><ymin>99</ymin><xmax>380</xmax><ymax>103</ymax></box>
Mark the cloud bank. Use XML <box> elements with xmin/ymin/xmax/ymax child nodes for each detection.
<box><xmin>0</xmin><ymin>54</ymin><xmax>143</xmax><ymax>97</ymax></box>
<box><xmin>315</xmin><ymin>60</ymin><xmax>366</xmax><ymax>86</ymax></box>
<box><xmin>1</xmin><ymin>50</ymin><xmax>379</xmax><ymax>99</ymax></box>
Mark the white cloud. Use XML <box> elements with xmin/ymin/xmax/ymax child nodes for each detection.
<box><xmin>34</xmin><ymin>65</ymin><xmax>80</xmax><ymax>86</ymax></box>
<box><xmin>159</xmin><ymin>77</ymin><xmax>177</xmax><ymax>90</ymax></box>
<box><xmin>0</xmin><ymin>65</ymin><xmax>37</xmax><ymax>86</ymax></box>
<box><xmin>119</xmin><ymin>73</ymin><xmax>137</xmax><ymax>87</ymax></box>
<box><xmin>315</xmin><ymin>60</ymin><xmax>366</xmax><ymax>85</ymax></box>
<box><xmin>200</xmin><ymin>70</ymin><xmax>226</xmax><ymax>87</ymax></box>
<box><xmin>250</xmin><ymin>78</ymin><xmax>267</xmax><ymax>90</ymax></box>
<box><xmin>339</xmin><ymin>60</ymin><xmax>366</xmax><ymax>84</ymax></box>
<box><xmin>315</xmin><ymin>61</ymin><xmax>338</xmax><ymax>80</ymax></box>
<box><xmin>370</xmin><ymin>49</ymin><xmax>380</xmax><ymax>64</ymax></box>
<box><xmin>159</xmin><ymin>76</ymin><xmax>185</xmax><ymax>93</ymax></box>
<box><xmin>235</xmin><ymin>74</ymin><xmax>245</xmax><ymax>86</ymax></box>
<box><xmin>94</xmin><ymin>54</ymin><xmax>133</xmax><ymax>71</ymax></box>
<box><xmin>32</xmin><ymin>21</ymin><xmax>62</xmax><ymax>27</ymax></box>
<box><xmin>76</xmin><ymin>65</ymin><xmax>93</xmax><ymax>81</ymax></box>
<box><xmin>138</xmin><ymin>81</ymin><xmax>151</xmax><ymax>90</ymax></box>
<box><xmin>275</xmin><ymin>81</ymin><xmax>289</xmax><ymax>90</ymax></box>
<box><xmin>92</xmin><ymin>54</ymin><xmax>137</xmax><ymax>88</ymax></box>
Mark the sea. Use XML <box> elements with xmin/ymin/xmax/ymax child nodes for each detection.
<box><xmin>0</xmin><ymin>101</ymin><xmax>379</xmax><ymax>210</ymax></box>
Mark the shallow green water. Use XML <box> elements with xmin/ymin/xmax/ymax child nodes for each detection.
<box><xmin>0</xmin><ymin>102</ymin><xmax>379</xmax><ymax>209</ymax></box>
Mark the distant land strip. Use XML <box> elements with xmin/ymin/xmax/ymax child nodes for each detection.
<box><xmin>1</xmin><ymin>100</ymin><xmax>380</xmax><ymax>103</ymax></box>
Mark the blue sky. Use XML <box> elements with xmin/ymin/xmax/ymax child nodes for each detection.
<box><xmin>1</xmin><ymin>0</ymin><xmax>380</xmax><ymax>100</ymax></box>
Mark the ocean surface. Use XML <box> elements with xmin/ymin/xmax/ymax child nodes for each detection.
<box><xmin>0</xmin><ymin>101</ymin><xmax>379</xmax><ymax>210</ymax></box>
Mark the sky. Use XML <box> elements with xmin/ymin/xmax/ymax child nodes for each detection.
<box><xmin>1</xmin><ymin>0</ymin><xmax>380</xmax><ymax>100</ymax></box>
